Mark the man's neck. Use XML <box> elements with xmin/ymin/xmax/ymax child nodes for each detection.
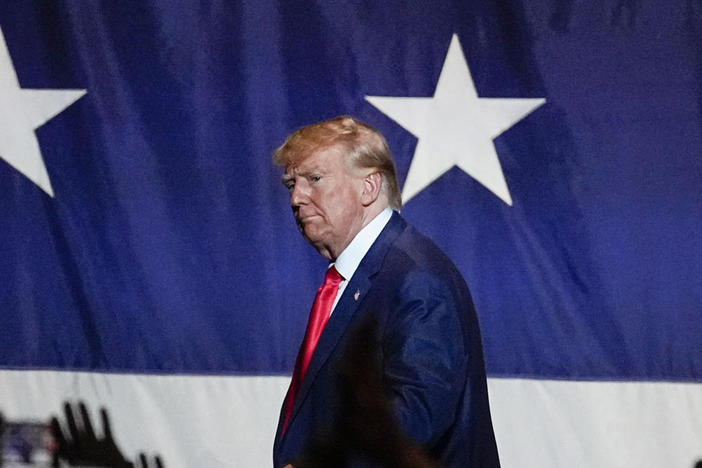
<box><xmin>328</xmin><ymin>203</ymin><xmax>388</xmax><ymax>261</ymax></box>
<box><xmin>332</xmin><ymin>207</ymin><xmax>393</xmax><ymax>278</ymax></box>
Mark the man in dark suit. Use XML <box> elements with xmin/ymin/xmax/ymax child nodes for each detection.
<box><xmin>272</xmin><ymin>116</ymin><xmax>500</xmax><ymax>467</ymax></box>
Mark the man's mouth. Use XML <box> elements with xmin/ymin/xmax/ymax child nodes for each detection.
<box><xmin>298</xmin><ymin>214</ymin><xmax>320</xmax><ymax>224</ymax></box>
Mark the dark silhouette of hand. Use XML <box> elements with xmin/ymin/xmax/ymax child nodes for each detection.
<box><xmin>51</xmin><ymin>401</ymin><xmax>163</xmax><ymax>468</ymax></box>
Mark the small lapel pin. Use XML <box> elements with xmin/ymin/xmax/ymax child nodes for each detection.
<box><xmin>354</xmin><ymin>289</ymin><xmax>360</xmax><ymax>301</ymax></box>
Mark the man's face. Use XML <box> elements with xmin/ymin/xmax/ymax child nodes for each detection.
<box><xmin>283</xmin><ymin>145</ymin><xmax>366</xmax><ymax>260</ymax></box>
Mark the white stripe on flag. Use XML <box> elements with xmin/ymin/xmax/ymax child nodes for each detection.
<box><xmin>0</xmin><ymin>370</ymin><xmax>288</xmax><ymax>467</ymax></box>
<box><xmin>489</xmin><ymin>378</ymin><xmax>702</xmax><ymax>468</ymax></box>
<box><xmin>1</xmin><ymin>371</ymin><xmax>701</xmax><ymax>467</ymax></box>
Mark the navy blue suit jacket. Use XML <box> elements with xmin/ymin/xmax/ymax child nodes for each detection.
<box><xmin>273</xmin><ymin>212</ymin><xmax>500</xmax><ymax>467</ymax></box>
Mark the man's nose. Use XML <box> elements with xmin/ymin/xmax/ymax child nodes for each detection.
<box><xmin>290</xmin><ymin>183</ymin><xmax>307</xmax><ymax>207</ymax></box>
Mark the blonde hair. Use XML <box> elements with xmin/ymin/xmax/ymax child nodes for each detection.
<box><xmin>273</xmin><ymin>116</ymin><xmax>402</xmax><ymax>210</ymax></box>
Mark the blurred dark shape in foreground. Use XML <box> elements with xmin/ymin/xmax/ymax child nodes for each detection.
<box><xmin>292</xmin><ymin>317</ymin><xmax>438</xmax><ymax>468</ymax></box>
<box><xmin>50</xmin><ymin>401</ymin><xmax>163</xmax><ymax>468</ymax></box>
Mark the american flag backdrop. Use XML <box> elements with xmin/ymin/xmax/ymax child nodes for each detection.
<box><xmin>1</xmin><ymin>1</ymin><xmax>701</xmax><ymax>466</ymax></box>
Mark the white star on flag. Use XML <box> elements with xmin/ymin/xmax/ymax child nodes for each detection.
<box><xmin>366</xmin><ymin>34</ymin><xmax>545</xmax><ymax>206</ymax></box>
<box><xmin>0</xmin><ymin>27</ymin><xmax>86</xmax><ymax>197</ymax></box>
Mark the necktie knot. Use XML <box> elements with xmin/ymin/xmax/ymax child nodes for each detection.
<box><xmin>322</xmin><ymin>265</ymin><xmax>343</xmax><ymax>288</ymax></box>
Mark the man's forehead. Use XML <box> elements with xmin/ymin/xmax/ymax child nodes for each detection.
<box><xmin>284</xmin><ymin>146</ymin><xmax>344</xmax><ymax>175</ymax></box>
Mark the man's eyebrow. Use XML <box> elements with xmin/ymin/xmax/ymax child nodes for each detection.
<box><xmin>281</xmin><ymin>162</ymin><xmax>327</xmax><ymax>184</ymax></box>
<box><xmin>286</xmin><ymin>166</ymin><xmax>321</xmax><ymax>178</ymax></box>
<box><xmin>282</xmin><ymin>169</ymin><xmax>308</xmax><ymax>184</ymax></box>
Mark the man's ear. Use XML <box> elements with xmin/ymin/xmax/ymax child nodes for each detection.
<box><xmin>361</xmin><ymin>172</ymin><xmax>382</xmax><ymax>206</ymax></box>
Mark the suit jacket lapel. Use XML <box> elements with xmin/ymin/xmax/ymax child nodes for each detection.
<box><xmin>278</xmin><ymin>213</ymin><xmax>406</xmax><ymax>446</ymax></box>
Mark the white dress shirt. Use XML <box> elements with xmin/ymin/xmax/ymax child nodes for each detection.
<box><xmin>329</xmin><ymin>207</ymin><xmax>393</xmax><ymax>314</ymax></box>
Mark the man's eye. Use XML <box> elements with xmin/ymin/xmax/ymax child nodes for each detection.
<box><xmin>310</xmin><ymin>175</ymin><xmax>321</xmax><ymax>183</ymax></box>
<box><xmin>284</xmin><ymin>182</ymin><xmax>295</xmax><ymax>191</ymax></box>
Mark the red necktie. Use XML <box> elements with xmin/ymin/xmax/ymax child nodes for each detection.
<box><xmin>282</xmin><ymin>265</ymin><xmax>343</xmax><ymax>434</ymax></box>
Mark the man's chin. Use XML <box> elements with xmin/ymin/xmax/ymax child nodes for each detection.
<box><xmin>299</xmin><ymin>221</ymin><xmax>322</xmax><ymax>240</ymax></box>
<box><xmin>301</xmin><ymin>230</ymin><xmax>323</xmax><ymax>247</ymax></box>
<box><xmin>301</xmin><ymin>231</ymin><xmax>333</xmax><ymax>259</ymax></box>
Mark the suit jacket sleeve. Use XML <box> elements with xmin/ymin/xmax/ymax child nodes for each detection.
<box><xmin>382</xmin><ymin>269</ymin><xmax>468</xmax><ymax>447</ymax></box>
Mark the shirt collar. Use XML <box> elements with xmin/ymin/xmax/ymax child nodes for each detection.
<box><xmin>333</xmin><ymin>207</ymin><xmax>393</xmax><ymax>282</ymax></box>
